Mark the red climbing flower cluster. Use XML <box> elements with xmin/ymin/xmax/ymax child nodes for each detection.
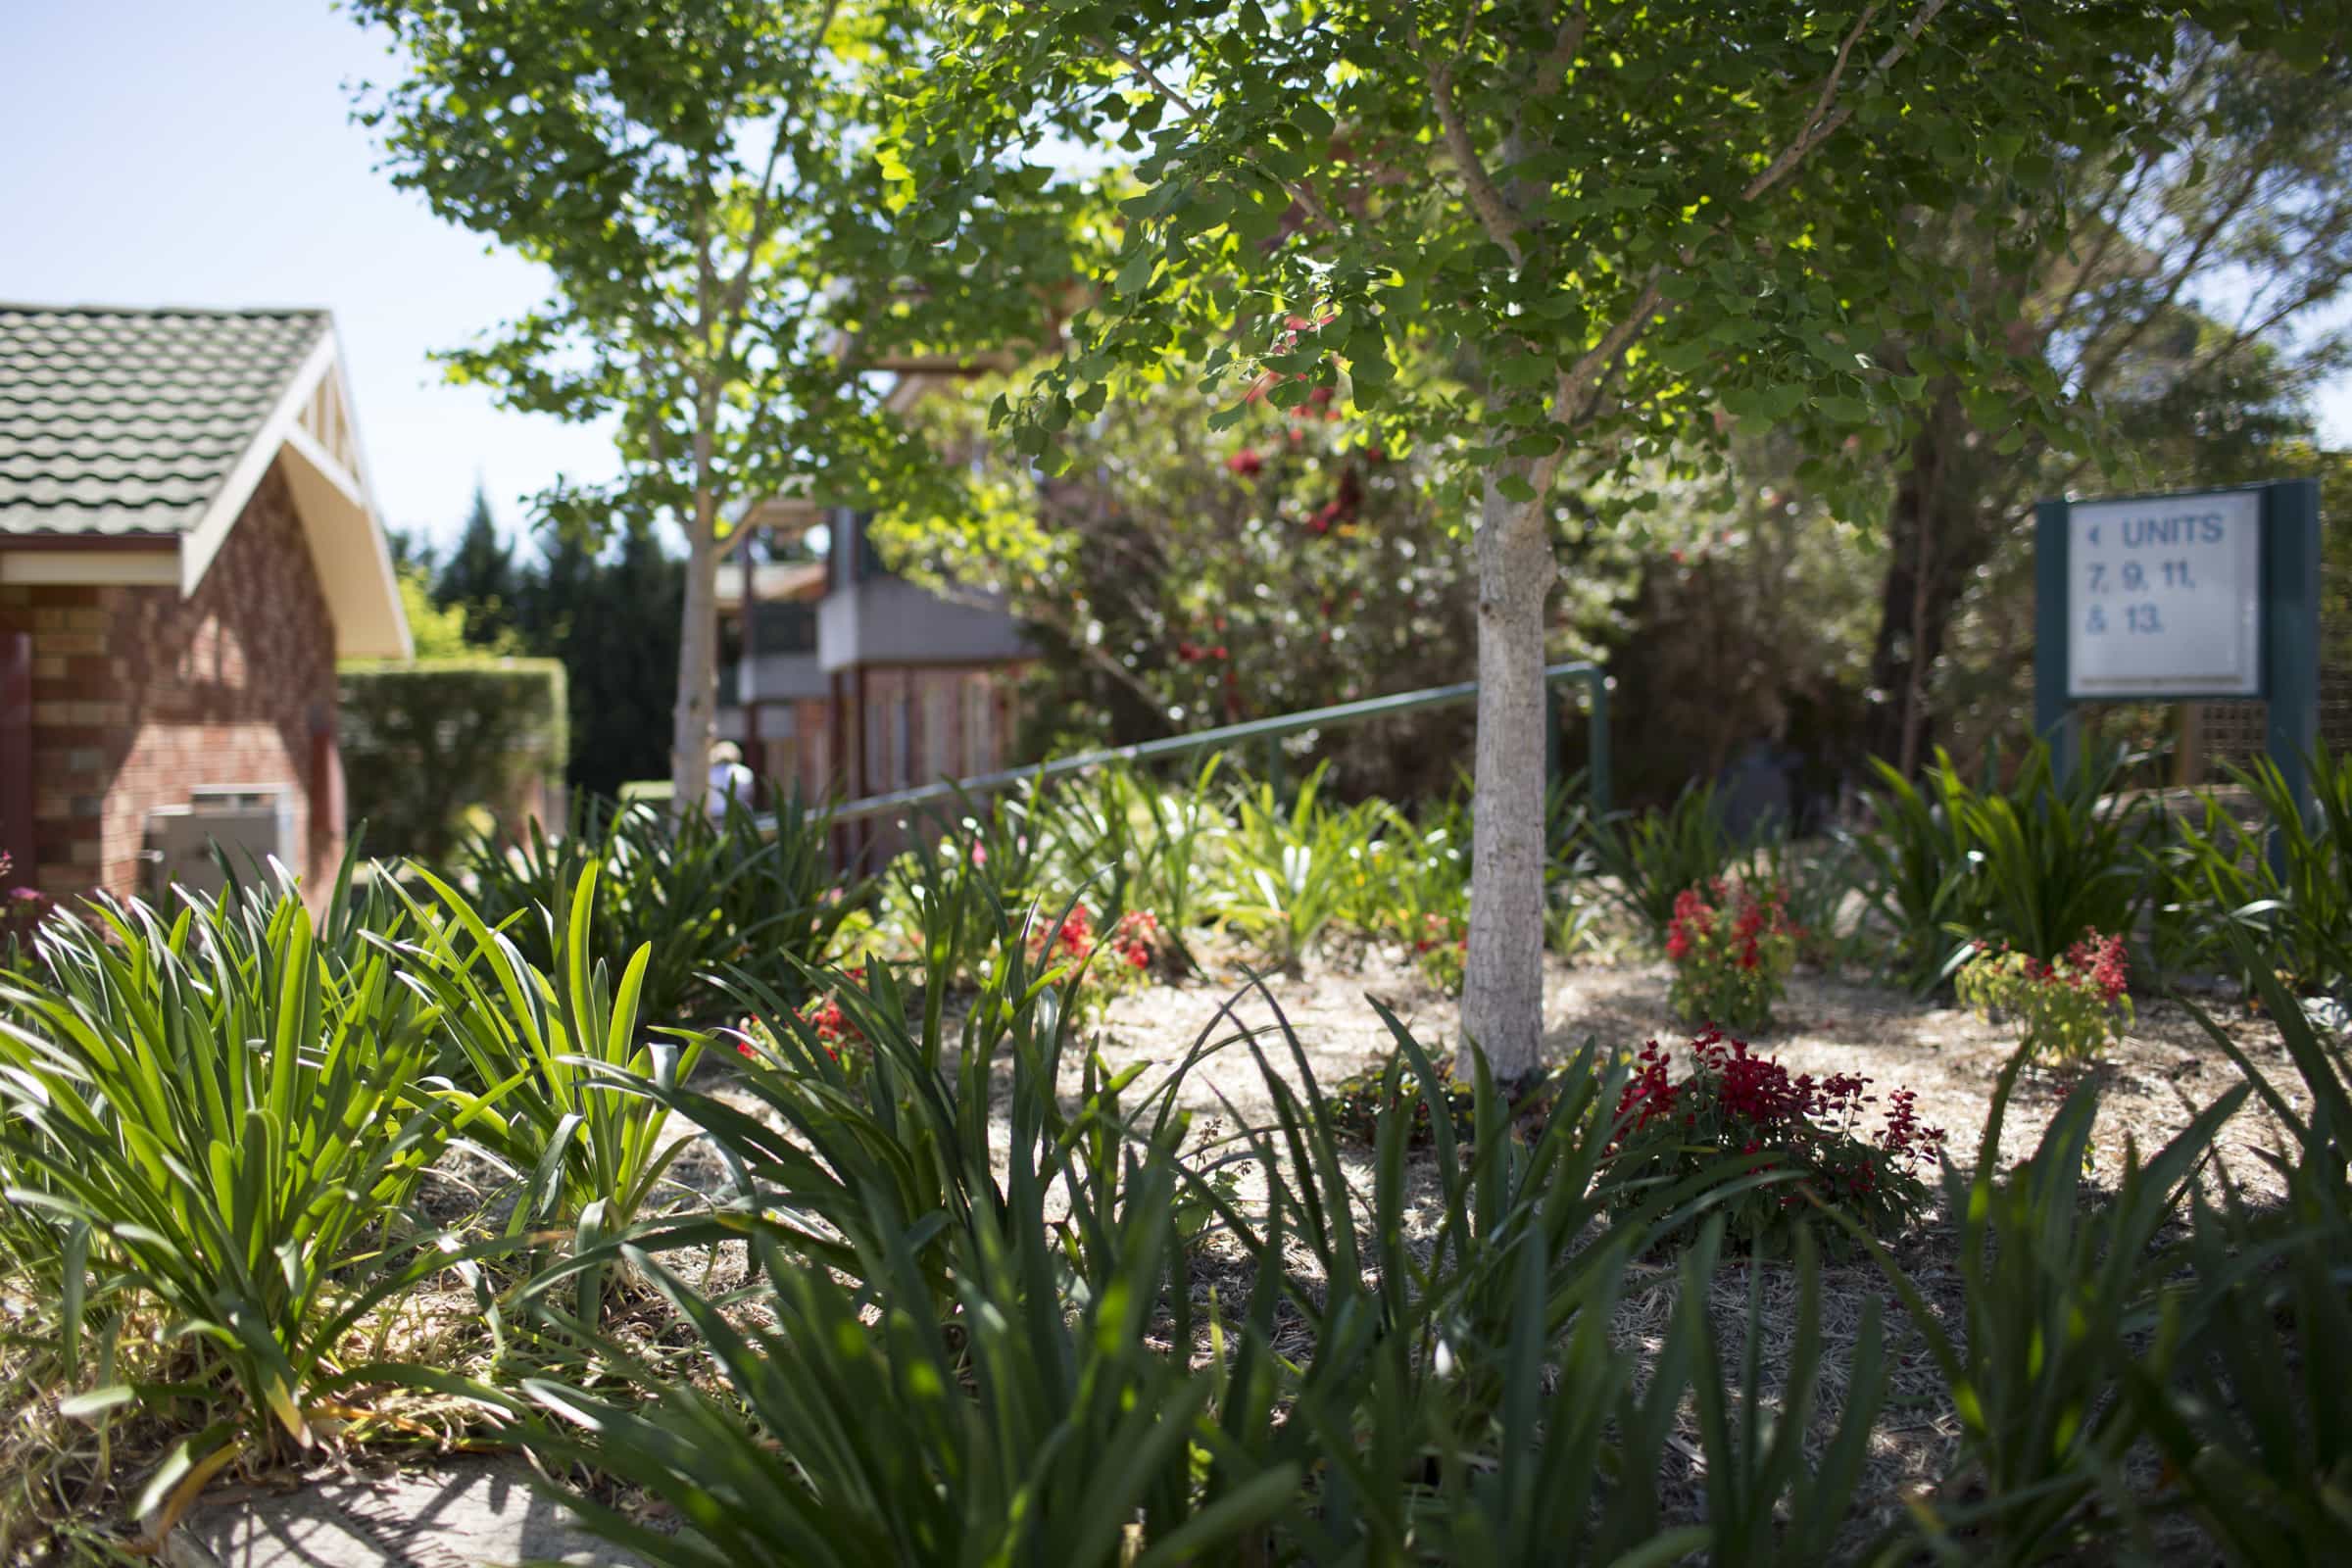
<box><xmin>1665</xmin><ymin>878</ymin><xmax>1797</xmax><ymax>1032</ymax></box>
<box><xmin>1955</xmin><ymin>929</ymin><xmax>2134</xmax><ymax>1066</ymax></box>
<box><xmin>1606</xmin><ymin>1026</ymin><xmax>1946</xmax><ymax>1250</ymax></box>
<box><xmin>1225</xmin><ymin>448</ymin><xmax>1263</xmax><ymax>477</ymax></box>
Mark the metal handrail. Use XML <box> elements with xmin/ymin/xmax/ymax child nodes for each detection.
<box><xmin>790</xmin><ymin>661</ymin><xmax>1610</xmax><ymax>829</ymax></box>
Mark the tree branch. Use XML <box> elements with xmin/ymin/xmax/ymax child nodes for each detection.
<box><xmin>1100</xmin><ymin>34</ymin><xmax>1203</xmax><ymax>121</ymax></box>
<box><xmin>1411</xmin><ymin>16</ymin><xmax>1525</xmax><ymax>267</ymax></box>
<box><xmin>721</xmin><ymin>0</ymin><xmax>845</xmax><ymax>325</ymax></box>
<box><xmin>1083</xmin><ymin>34</ymin><xmax>1340</xmax><ymax>234</ymax></box>
<box><xmin>1532</xmin><ymin>4</ymin><xmax>1590</xmax><ymax>103</ymax></box>
<box><xmin>1539</xmin><ymin>274</ymin><xmax>1667</xmax><ymax>474</ymax></box>
<box><xmin>1740</xmin><ymin>0</ymin><xmax>1940</xmax><ymax>206</ymax></box>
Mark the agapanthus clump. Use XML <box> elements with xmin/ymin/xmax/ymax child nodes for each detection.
<box><xmin>1955</xmin><ymin>930</ymin><xmax>2132</xmax><ymax>1067</ymax></box>
<box><xmin>1666</xmin><ymin>878</ymin><xmax>1797</xmax><ymax>1032</ymax></box>
<box><xmin>1605</xmin><ymin>1026</ymin><xmax>1946</xmax><ymax>1250</ymax></box>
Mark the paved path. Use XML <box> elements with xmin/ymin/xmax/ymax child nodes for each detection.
<box><xmin>168</xmin><ymin>1458</ymin><xmax>655</xmax><ymax>1568</ymax></box>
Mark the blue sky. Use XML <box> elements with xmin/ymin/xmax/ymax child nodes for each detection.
<box><xmin>3</xmin><ymin>1</ymin><xmax>2345</xmax><ymax>560</ymax></box>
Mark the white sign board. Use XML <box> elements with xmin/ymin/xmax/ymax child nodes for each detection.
<box><xmin>2066</xmin><ymin>489</ymin><xmax>2261</xmax><ymax>699</ymax></box>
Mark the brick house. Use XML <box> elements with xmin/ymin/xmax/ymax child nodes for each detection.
<box><xmin>0</xmin><ymin>305</ymin><xmax>411</xmax><ymax>902</ymax></box>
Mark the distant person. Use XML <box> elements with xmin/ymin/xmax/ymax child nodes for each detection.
<box><xmin>706</xmin><ymin>740</ymin><xmax>755</xmax><ymax>821</ymax></box>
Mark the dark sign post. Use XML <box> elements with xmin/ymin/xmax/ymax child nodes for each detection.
<box><xmin>2034</xmin><ymin>479</ymin><xmax>2322</xmax><ymax>853</ymax></box>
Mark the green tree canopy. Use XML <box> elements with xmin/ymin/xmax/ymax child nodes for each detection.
<box><xmin>903</xmin><ymin>0</ymin><xmax>2290</xmax><ymax>1072</ymax></box>
<box><xmin>351</xmin><ymin>0</ymin><xmax>1085</xmax><ymax>806</ymax></box>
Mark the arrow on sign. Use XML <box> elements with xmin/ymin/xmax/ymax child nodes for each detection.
<box><xmin>2088</xmin><ymin>525</ymin><xmax>2100</xmax><ymax>545</ymax></box>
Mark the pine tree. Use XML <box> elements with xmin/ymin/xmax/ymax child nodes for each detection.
<box><xmin>433</xmin><ymin>484</ymin><xmax>517</xmax><ymax>650</ymax></box>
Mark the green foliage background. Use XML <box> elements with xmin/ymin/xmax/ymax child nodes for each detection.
<box><xmin>338</xmin><ymin>660</ymin><xmax>568</xmax><ymax>862</ymax></box>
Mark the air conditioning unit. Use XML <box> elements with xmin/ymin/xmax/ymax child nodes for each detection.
<box><xmin>145</xmin><ymin>785</ymin><xmax>295</xmax><ymax>903</ymax></box>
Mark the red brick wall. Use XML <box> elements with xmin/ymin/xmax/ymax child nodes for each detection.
<box><xmin>0</xmin><ymin>464</ymin><xmax>340</xmax><ymax>901</ymax></box>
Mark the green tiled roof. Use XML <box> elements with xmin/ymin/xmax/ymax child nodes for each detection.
<box><xmin>0</xmin><ymin>304</ymin><xmax>329</xmax><ymax>537</ymax></box>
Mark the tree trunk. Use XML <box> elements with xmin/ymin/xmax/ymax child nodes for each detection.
<box><xmin>671</xmin><ymin>486</ymin><xmax>721</xmax><ymax>811</ymax></box>
<box><xmin>1460</xmin><ymin>466</ymin><xmax>1556</xmax><ymax>1078</ymax></box>
<box><xmin>1863</xmin><ymin>396</ymin><xmax>1987</xmax><ymax>775</ymax></box>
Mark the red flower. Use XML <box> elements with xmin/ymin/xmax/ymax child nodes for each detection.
<box><xmin>1225</xmin><ymin>448</ymin><xmax>1262</xmax><ymax>477</ymax></box>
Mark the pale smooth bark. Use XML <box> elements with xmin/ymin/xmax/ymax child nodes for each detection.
<box><xmin>670</xmin><ymin>478</ymin><xmax>721</xmax><ymax>811</ymax></box>
<box><xmin>1459</xmin><ymin>466</ymin><xmax>1557</xmax><ymax>1079</ymax></box>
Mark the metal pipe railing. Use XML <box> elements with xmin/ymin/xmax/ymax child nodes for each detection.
<box><xmin>788</xmin><ymin>662</ymin><xmax>1610</xmax><ymax>830</ymax></box>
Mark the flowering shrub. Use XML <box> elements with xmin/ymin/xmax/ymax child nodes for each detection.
<box><xmin>1954</xmin><ymin>930</ymin><xmax>2132</xmax><ymax>1067</ymax></box>
<box><xmin>1666</xmin><ymin>878</ymin><xmax>1797</xmax><ymax>1032</ymax></box>
<box><xmin>1025</xmin><ymin>904</ymin><xmax>1160</xmax><ymax>1012</ymax></box>
<box><xmin>1605</xmin><ymin>1027</ymin><xmax>1946</xmax><ymax>1250</ymax></box>
<box><xmin>739</xmin><ymin>965</ymin><xmax>871</xmax><ymax>1081</ymax></box>
<box><xmin>1410</xmin><ymin>910</ymin><xmax>1468</xmax><ymax>994</ymax></box>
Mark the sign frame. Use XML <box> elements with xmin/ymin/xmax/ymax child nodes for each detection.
<box><xmin>2034</xmin><ymin>477</ymin><xmax>2322</xmax><ymax>832</ymax></box>
<box><xmin>2061</xmin><ymin>486</ymin><xmax>2263</xmax><ymax>701</ymax></box>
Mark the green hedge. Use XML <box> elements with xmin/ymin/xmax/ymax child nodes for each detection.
<box><xmin>339</xmin><ymin>659</ymin><xmax>568</xmax><ymax>862</ymax></box>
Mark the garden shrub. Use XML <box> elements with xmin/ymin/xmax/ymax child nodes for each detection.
<box><xmin>2147</xmin><ymin>948</ymin><xmax>2352</xmax><ymax>1560</ymax></box>
<box><xmin>0</xmin><ymin>862</ymin><xmax>482</xmax><ymax>1488</ymax></box>
<box><xmin>1841</xmin><ymin>1045</ymin><xmax>2249</xmax><ymax>1560</ymax></box>
<box><xmin>1326</xmin><ymin>1046</ymin><xmax>1480</xmax><ymax>1146</ymax></box>
<box><xmin>1216</xmin><ymin>763</ymin><xmax>1374</xmax><ymax>967</ymax></box>
<box><xmin>1856</xmin><ymin>742</ymin><xmax>2154</xmax><ymax>993</ymax></box>
<box><xmin>392</xmin><ymin>861</ymin><xmax>702</xmax><ymax>1278</ymax></box>
<box><xmin>1026</xmin><ymin>901</ymin><xmax>1160</xmax><ymax>1007</ymax></box>
<box><xmin>1357</xmin><ymin>795</ymin><xmax>1474</xmax><ymax>988</ymax></box>
<box><xmin>1588</xmin><ymin>779</ymin><xmax>1750</xmax><ymax>942</ymax></box>
<box><xmin>1957</xmin><ymin>743</ymin><xmax>2155</xmax><ymax>968</ymax></box>
<box><xmin>338</xmin><ymin>658</ymin><xmax>568</xmax><ymax>862</ymax></box>
<box><xmin>1955</xmin><ymin>930</ymin><xmax>2132</xmax><ymax>1067</ymax></box>
<box><xmin>1604</xmin><ymin>1028</ymin><xmax>1946</xmax><ymax>1250</ymax></box>
<box><xmin>1666</xmin><ymin>877</ymin><xmax>1797</xmax><ymax>1032</ymax></box>
<box><xmin>466</xmin><ymin>789</ymin><xmax>861</xmax><ymax>1027</ymax></box>
<box><xmin>2154</xmin><ymin>742</ymin><xmax>2352</xmax><ymax>995</ymax></box>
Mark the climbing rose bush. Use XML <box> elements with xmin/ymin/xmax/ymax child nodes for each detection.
<box><xmin>1955</xmin><ymin>931</ymin><xmax>2132</xmax><ymax>1067</ymax></box>
<box><xmin>1666</xmin><ymin>878</ymin><xmax>1797</xmax><ymax>1032</ymax></box>
<box><xmin>1605</xmin><ymin>1027</ymin><xmax>1946</xmax><ymax>1250</ymax></box>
